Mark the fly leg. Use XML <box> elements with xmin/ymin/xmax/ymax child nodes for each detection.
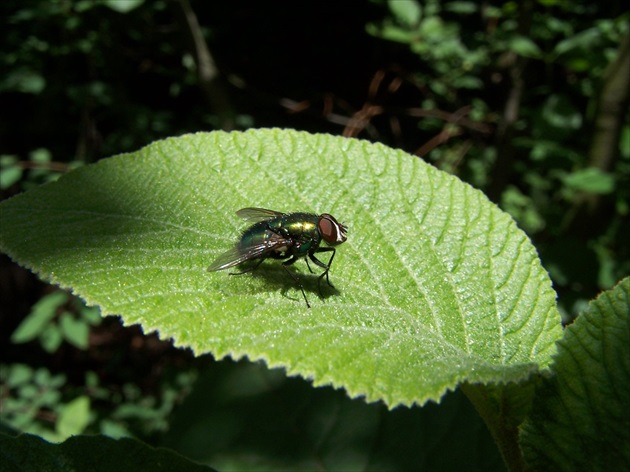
<box><xmin>304</xmin><ymin>257</ymin><xmax>315</xmax><ymax>274</ymax></box>
<box><xmin>309</xmin><ymin>247</ymin><xmax>336</xmax><ymax>298</ymax></box>
<box><xmin>282</xmin><ymin>255</ymin><xmax>310</xmax><ymax>308</ymax></box>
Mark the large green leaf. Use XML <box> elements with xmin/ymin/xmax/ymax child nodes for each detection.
<box><xmin>0</xmin><ymin>129</ymin><xmax>562</xmax><ymax>406</ymax></box>
<box><xmin>520</xmin><ymin>277</ymin><xmax>630</xmax><ymax>471</ymax></box>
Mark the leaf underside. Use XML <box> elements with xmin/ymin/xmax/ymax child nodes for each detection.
<box><xmin>0</xmin><ymin>129</ymin><xmax>562</xmax><ymax>406</ymax></box>
<box><xmin>520</xmin><ymin>277</ymin><xmax>630</xmax><ymax>471</ymax></box>
<box><xmin>0</xmin><ymin>433</ymin><xmax>214</xmax><ymax>472</ymax></box>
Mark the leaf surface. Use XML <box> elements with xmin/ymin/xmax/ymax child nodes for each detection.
<box><xmin>0</xmin><ymin>129</ymin><xmax>562</xmax><ymax>406</ymax></box>
<box><xmin>521</xmin><ymin>277</ymin><xmax>630</xmax><ymax>471</ymax></box>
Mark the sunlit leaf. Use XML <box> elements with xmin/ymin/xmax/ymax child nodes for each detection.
<box><xmin>0</xmin><ymin>129</ymin><xmax>562</xmax><ymax>407</ymax></box>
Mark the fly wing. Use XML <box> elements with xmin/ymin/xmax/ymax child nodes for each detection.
<box><xmin>236</xmin><ymin>207</ymin><xmax>285</xmax><ymax>223</ymax></box>
<box><xmin>207</xmin><ymin>245</ymin><xmax>255</xmax><ymax>271</ymax></box>
<box><xmin>208</xmin><ymin>233</ymin><xmax>293</xmax><ymax>272</ymax></box>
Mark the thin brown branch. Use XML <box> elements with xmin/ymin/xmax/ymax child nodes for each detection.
<box><xmin>16</xmin><ymin>161</ymin><xmax>72</xmax><ymax>173</ymax></box>
<box><xmin>486</xmin><ymin>0</ymin><xmax>534</xmax><ymax>202</ymax></box>
<box><xmin>176</xmin><ymin>0</ymin><xmax>234</xmax><ymax>130</ymax></box>
<box><xmin>561</xmin><ymin>32</ymin><xmax>630</xmax><ymax>233</ymax></box>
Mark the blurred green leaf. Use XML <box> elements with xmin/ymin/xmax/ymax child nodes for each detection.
<box><xmin>521</xmin><ymin>277</ymin><xmax>630</xmax><ymax>471</ymax></box>
<box><xmin>29</xmin><ymin>148</ymin><xmax>52</xmax><ymax>164</ymax></box>
<box><xmin>0</xmin><ymin>165</ymin><xmax>22</xmax><ymax>189</ymax></box>
<box><xmin>104</xmin><ymin>0</ymin><xmax>145</xmax><ymax>14</ymax></box>
<box><xmin>57</xmin><ymin>396</ymin><xmax>91</xmax><ymax>437</ymax></box>
<box><xmin>0</xmin><ymin>130</ymin><xmax>562</xmax><ymax>408</ymax></box>
<box><xmin>0</xmin><ymin>155</ymin><xmax>18</xmax><ymax>166</ymax></box>
<box><xmin>40</xmin><ymin>326</ymin><xmax>63</xmax><ymax>353</ymax></box>
<box><xmin>444</xmin><ymin>2</ymin><xmax>478</xmax><ymax>14</ymax></box>
<box><xmin>562</xmin><ymin>168</ymin><xmax>615</xmax><ymax>194</ymax></box>
<box><xmin>554</xmin><ymin>26</ymin><xmax>605</xmax><ymax>56</ymax></box>
<box><xmin>80</xmin><ymin>305</ymin><xmax>102</xmax><ymax>325</ymax></box>
<box><xmin>100</xmin><ymin>420</ymin><xmax>132</xmax><ymax>439</ymax></box>
<box><xmin>541</xmin><ymin>95</ymin><xmax>582</xmax><ymax>131</ymax></box>
<box><xmin>508</xmin><ymin>36</ymin><xmax>542</xmax><ymax>58</ymax></box>
<box><xmin>0</xmin><ymin>155</ymin><xmax>23</xmax><ymax>189</ymax></box>
<box><xmin>366</xmin><ymin>23</ymin><xmax>414</xmax><ymax>44</ymax></box>
<box><xmin>0</xmin><ymin>70</ymin><xmax>46</xmax><ymax>94</ymax></box>
<box><xmin>501</xmin><ymin>186</ymin><xmax>546</xmax><ymax>234</ymax></box>
<box><xmin>59</xmin><ymin>312</ymin><xmax>89</xmax><ymax>350</ymax></box>
<box><xmin>4</xmin><ymin>364</ymin><xmax>33</xmax><ymax>387</ymax></box>
<box><xmin>10</xmin><ymin>291</ymin><xmax>68</xmax><ymax>344</ymax></box>
<box><xmin>388</xmin><ymin>0</ymin><xmax>421</xmax><ymax>27</ymax></box>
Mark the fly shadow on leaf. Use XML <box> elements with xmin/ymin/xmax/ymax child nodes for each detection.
<box><xmin>230</xmin><ymin>259</ymin><xmax>341</xmax><ymax>307</ymax></box>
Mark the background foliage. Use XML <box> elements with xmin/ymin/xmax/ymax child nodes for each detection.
<box><xmin>1</xmin><ymin>0</ymin><xmax>628</xmax><ymax>470</ymax></box>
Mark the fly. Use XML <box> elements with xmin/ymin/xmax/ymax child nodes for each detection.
<box><xmin>208</xmin><ymin>208</ymin><xmax>348</xmax><ymax>308</ymax></box>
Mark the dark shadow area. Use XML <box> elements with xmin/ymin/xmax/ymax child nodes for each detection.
<box><xmin>162</xmin><ymin>358</ymin><xmax>504</xmax><ymax>471</ymax></box>
<box><xmin>233</xmin><ymin>259</ymin><xmax>342</xmax><ymax>306</ymax></box>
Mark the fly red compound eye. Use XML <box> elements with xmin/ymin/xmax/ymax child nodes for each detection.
<box><xmin>318</xmin><ymin>214</ymin><xmax>347</xmax><ymax>245</ymax></box>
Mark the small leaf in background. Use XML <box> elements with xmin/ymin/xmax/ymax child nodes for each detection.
<box><xmin>29</xmin><ymin>147</ymin><xmax>52</xmax><ymax>164</ymax></box>
<box><xmin>388</xmin><ymin>0</ymin><xmax>422</xmax><ymax>27</ymax></box>
<box><xmin>57</xmin><ymin>396</ymin><xmax>91</xmax><ymax>438</ymax></box>
<box><xmin>24</xmin><ymin>148</ymin><xmax>64</xmax><ymax>188</ymax></box>
<box><xmin>520</xmin><ymin>277</ymin><xmax>630</xmax><ymax>471</ymax></box>
<box><xmin>100</xmin><ymin>420</ymin><xmax>132</xmax><ymax>439</ymax></box>
<box><xmin>59</xmin><ymin>312</ymin><xmax>90</xmax><ymax>350</ymax></box>
<box><xmin>561</xmin><ymin>167</ymin><xmax>615</xmax><ymax>194</ymax></box>
<box><xmin>0</xmin><ymin>365</ymin><xmax>67</xmax><ymax>442</ymax></box>
<box><xmin>80</xmin><ymin>304</ymin><xmax>102</xmax><ymax>325</ymax></box>
<box><xmin>0</xmin><ymin>129</ymin><xmax>563</xmax><ymax>408</ymax></box>
<box><xmin>10</xmin><ymin>291</ymin><xmax>68</xmax><ymax>344</ymax></box>
<box><xmin>0</xmin><ymin>69</ymin><xmax>46</xmax><ymax>94</ymax></box>
<box><xmin>444</xmin><ymin>2</ymin><xmax>478</xmax><ymax>14</ymax></box>
<box><xmin>0</xmin><ymin>155</ymin><xmax>23</xmax><ymax>189</ymax></box>
<box><xmin>4</xmin><ymin>364</ymin><xmax>33</xmax><ymax>387</ymax></box>
<box><xmin>500</xmin><ymin>185</ymin><xmax>546</xmax><ymax>234</ymax></box>
<box><xmin>508</xmin><ymin>35</ymin><xmax>542</xmax><ymax>58</ymax></box>
<box><xmin>541</xmin><ymin>95</ymin><xmax>582</xmax><ymax>131</ymax></box>
<box><xmin>39</xmin><ymin>326</ymin><xmax>63</xmax><ymax>353</ymax></box>
<box><xmin>104</xmin><ymin>0</ymin><xmax>145</xmax><ymax>14</ymax></box>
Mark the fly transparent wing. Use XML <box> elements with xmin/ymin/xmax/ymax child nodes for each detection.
<box><xmin>236</xmin><ymin>207</ymin><xmax>285</xmax><ymax>223</ymax></box>
<box><xmin>208</xmin><ymin>234</ymin><xmax>293</xmax><ymax>272</ymax></box>
<box><xmin>207</xmin><ymin>245</ymin><xmax>254</xmax><ymax>271</ymax></box>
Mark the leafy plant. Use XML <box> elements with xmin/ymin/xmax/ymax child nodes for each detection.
<box><xmin>0</xmin><ymin>364</ymin><xmax>69</xmax><ymax>442</ymax></box>
<box><xmin>10</xmin><ymin>290</ymin><xmax>101</xmax><ymax>352</ymax></box>
<box><xmin>1</xmin><ymin>129</ymin><xmax>627</xmax><ymax>470</ymax></box>
<box><xmin>3</xmin><ymin>285</ymin><xmax>195</xmax><ymax>445</ymax></box>
<box><xmin>0</xmin><ymin>361</ymin><xmax>198</xmax><ymax>444</ymax></box>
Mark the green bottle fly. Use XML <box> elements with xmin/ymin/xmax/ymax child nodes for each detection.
<box><xmin>208</xmin><ymin>208</ymin><xmax>348</xmax><ymax>307</ymax></box>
